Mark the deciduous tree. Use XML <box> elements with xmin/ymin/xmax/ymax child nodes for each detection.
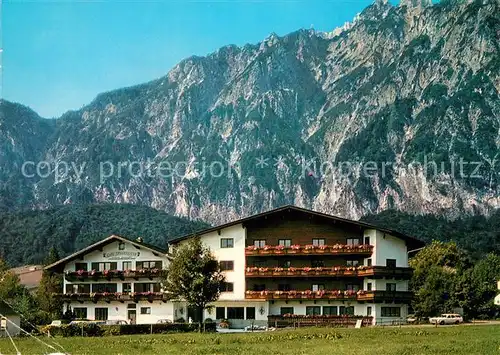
<box><xmin>163</xmin><ymin>238</ymin><xmax>225</xmax><ymax>332</ymax></box>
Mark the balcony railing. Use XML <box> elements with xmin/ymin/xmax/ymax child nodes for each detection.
<box><xmin>357</xmin><ymin>266</ymin><xmax>413</xmax><ymax>278</ymax></box>
<box><xmin>64</xmin><ymin>269</ymin><xmax>165</xmax><ymax>281</ymax></box>
<box><xmin>245</xmin><ymin>266</ymin><xmax>412</xmax><ymax>279</ymax></box>
<box><xmin>357</xmin><ymin>291</ymin><xmax>413</xmax><ymax>303</ymax></box>
<box><xmin>55</xmin><ymin>292</ymin><xmax>169</xmax><ymax>303</ymax></box>
<box><xmin>245</xmin><ymin>289</ymin><xmax>363</xmax><ymax>300</ymax></box>
<box><xmin>245</xmin><ymin>290</ymin><xmax>412</xmax><ymax>303</ymax></box>
<box><xmin>245</xmin><ymin>244</ymin><xmax>373</xmax><ymax>256</ymax></box>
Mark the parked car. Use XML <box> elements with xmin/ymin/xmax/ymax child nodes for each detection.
<box><xmin>49</xmin><ymin>320</ymin><xmax>66</xmax><ymax>327</ymax></box>
<box><xmin>406</xmin><ymin>314</ymin><xmax>417</xmax><ymax>324</ymax></box>
<box><xmin>157</xmin><ymin>319</ymin><xmax>172</xmax><ymax>324</ymax></box>
<box><xmin>429</xmin><ymin>314</ymin><xmax>463</xmax><ymax>325</ymax></box>
<box><xmin>69</xmin><ymin>320</ymin><xmax>106</xmax><ymax>326</ymax></box>
<box><xmin>105</xmin><ymin>320</ymin><xmax>129</xmax><ymax>325</ymax></box>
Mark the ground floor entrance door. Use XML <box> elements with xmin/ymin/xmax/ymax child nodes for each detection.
<box><xmin>128</xmin><ymin>310</ymin><xmax>137</xmax><ymax>324</ymax></box>
<box><xmin>187</xmin><ymin>306</ymin><xmax>202</xmax><ymax>323</ymax></box>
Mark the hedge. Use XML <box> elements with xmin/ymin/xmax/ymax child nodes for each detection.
<box><xmin>40</xmin><ymin>323</ymin><xmax>102</xmax><ymax>337</ymax></box>
<box><xmin>39</xmin><ymin>322</ymin><xmax>216</xmax><ymax>337</ymax></box>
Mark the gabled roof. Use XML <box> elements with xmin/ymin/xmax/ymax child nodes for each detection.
<box><xmin>169</xmin><ymin>205</ymin><xmax>425</xmax><ymax>248</ymax></box>
<box><xmin>45</xmin><ymin>235</ymin><xmax>169</xmax><ymax>271</ymax></box>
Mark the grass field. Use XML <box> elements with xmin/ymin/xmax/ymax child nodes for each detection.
<box><xmin>0</xmin><ymin>325</ymin><xmax>498</xmax><ymax>355</ymax></box>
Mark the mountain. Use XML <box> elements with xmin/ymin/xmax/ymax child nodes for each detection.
<box><xmin>0</xmin><ymin>101</ymin><xmax>56</xmax><ymax>211</ymax></box>
<box><xmin>0</xmin><ymin>204</ymin><xmax>209</xmax><ymax>267</ymax></box>
<box><xmin>361</xmin><ymin>208</ymin><xmax>500</xmax><ymax>259</ymax></box>
<box><xmin>0</xmin><ymin>0</ymin><xmax>499</xmax><ymax>224</ymax></box>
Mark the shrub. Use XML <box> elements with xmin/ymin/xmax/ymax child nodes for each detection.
<box><xmin>100</xmin><ymin>323</ymin><xmax>214</xmax><ymax>335</ymax></box>
<box><xmin>39</xmin><ymin>322</ymin><xmax>215</xmax><ymax>337</ymax></box>
<box><xmin>39</xmin><ymin>323</ymin><xmax>103</xmax><ymax>337</ymax></box>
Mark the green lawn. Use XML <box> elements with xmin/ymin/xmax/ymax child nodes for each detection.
<box><xmin>1</xmin><ymin>325</ymin><xmax>498</xmax><ymax>355</ymax></box>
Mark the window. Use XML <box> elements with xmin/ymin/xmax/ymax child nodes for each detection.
<box><xmin>278</xmin><ymin>239</ymin><xmax>292</xmax><ymax>247</ymax></box>
<box><xmin>253</xmin><ymin>260</ymin><xmax>266</xmax><ymax>267</ymax></box>
<box><xmin>140</xmin><ymin>307</ymin><xmax>151</xmax><ymax>315</ymax></box>
<box><xmin>366</xmin><ymin>282</ymin><xmax>372</xmax><ymax>291</ymax></box>
<box><xmin>311</xmin><ymin>259</ymin><xmax>324</xmax><ymax>268</ymax></box>
<box><xmin>253</xmin><ymin>240</ymin><xmax>266</xmax><ymax>248</ymax></box>
<box><xmin>73</xmin><ymin>308</ymin><xmax>87</xmax><ymax>319</ymax></box>
<box><xmin>122</xmin><ymin>283</ymin><xmax>132</xmax><ymax>293</ymax></box>
<box><xmin>323</xmin><ymin>306</ymin><xmax>338</xmax><ymax>316</ymax></box>
<box><xmin>136</xmin><ymin>261</ymin><xmax>162</xmax><ymax>269</ymax></box>
<box><xmin>122</xmin><ymin>261</ymin><xmax>132</xmax><ymax>270</ymax></box>
<box><xmin>118</xmin><ymin>242</ymin><xmax>126</xmax><ymax>250</ymax></box>
<box><xmin>280</xmin><ymin>260</ymin><xmax>292</xmax><ymax>268</ymax></box>
<box><xmin>312</xmin><ymin>284</ymin><xmax>325</xmax><ymax>292</ymax></box>
<box><xmin>246</xmin><ymin>307</ymin><xmax>256</xmax><ymax>320</ymax></box>
<box><xmin>306</xmin><ymin>306</ymin><xmax>321</xmax><ymax>316</ymax></box>
<box><xmin>221</xmin><ymin>238</ymin><xmax>234</xmax><ymax>248</ymax></box>
<box><xmin>135</xmin><ymin>283</ymin><xmax>161</xmax><ymax>293</ymax></box>
<box><xmin>91</xmin><ymin>283</ymin><xmax>118</xmax><ymax>293</ymax></box>
<box><xmin>280</xmin><ymin>307</ymin><xmax>294</xmax><ymax>315</ymax></box>
<box><xmin>66</xmin><ymin>284</ymin><xmax>90</xmax><ymax>294</ymax></box>
<box><xmin>381</xmin><ymin>307</ymin><xmax>401</xmax><ymax>317</ymax></box>
<box><xmin>278</xmin><ymin>284</ymin><xmax>291</xmax><ymax>291</ymax></box>
<box><xmin>221</xmin><ymin>282</ymin><xmax>234</xmax><ymax>292</ymax></box>
<box><xmin>367</xmin><ymin>306</ymin><xmax>372</xmax><ymax>316</ymax></box>
<box><xmin>364</xmin><ymin>237</ymin><xmax>370</xmax><ymax>245</ymax></box>
<box><xmin>346</xmin><ymin>260</ymin><xmax>359</xmax><ymax>266</ymax></box>
<box><xmin>74</xmin><ymin>263</ymin><xmax>88</xmax><ymax>271</ymax></box>
<box><xmin>346</xmin><ymin>238</ymin><xmax>360</xmax><ymax>246</ymax></box>
<box><xmin>346</xmin><ymin>284</ymin><xmax>359</xmax><ymax>291</ymax></box>
<box><xmin>219</xmin><ymin>261</ymin><xmax>234</xmax><ymax>271</ymax></box>
<box><xmin>386</xmin><ymin>259</ymin><xmax>397</xmax><ymax>268</ymax></box>
<box><xmin>127</xmin><ymin>304</ymin><xmax>136</xmax><ymax>309</ymax></box>
<box><xmin>227</xmin><ymin>307</ymin><xmax>244</xmax><ymax>319</ymax></box>
<box><xmin>91</xmin><ymin>262</ymin><xmax>118</xmax><ymax>271</ymax></box>
<box><xmin>216</xmin><ymin>307</ymin><xmax>225</xmax><ymax>319</ymax></box>
<box><xmin>253</xmin><ymin>284</ymin><xmax>266</xmax><ymax>292</ymax></box>
<box><xmin>386</xmin><ymin>283</ymin><xmax>397</xmax><ymax>291</ymax></box>
<box><xmin>95</xmin><ymin>308</ymin><xmax>108</xmax><ymax>321</ymax></box>
<box><xmin>312</xmin><ymin>238</ymin><xmax>325</xmax><ymax>246</ymax></box>
<box><xmin>339</xmin><ymin>306</ymin><xmax>354</xmax><ymax>316</ymax></box>
<box><xmin>366</xmin><ymin>258</ymin><xmax>372</xmax><ymax>267</ymax></box>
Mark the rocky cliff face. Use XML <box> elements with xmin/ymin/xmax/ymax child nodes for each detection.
<box><xmin>1</xmin><ymin>0</ymin><xmax>499</xmax><ymax>224</ymax></box>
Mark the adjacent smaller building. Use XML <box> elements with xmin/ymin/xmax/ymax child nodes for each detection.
<box><xmin>0</xmin><ymin>301</ymin><xmax>21</xmax><ymax>337</ymax></box>
<box><xmin>494</xmin><ymin>281</ymin><xmax>500</xmax><ymax>306</ymax></box>
<box><xmin>10</xmin><ymin>265</ymin><xmax>43</xmax><ymax>293</ymax></box>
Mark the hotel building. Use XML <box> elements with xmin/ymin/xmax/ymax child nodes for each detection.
<box><xmin>47</xmin><ymin>205</ymin><xmax>424</xmax><ymax>327</ymax></box>
<box><xmin>169</xmin><ymin>205</ymin><xmax>424</xmax><ymax>327</ymax></box>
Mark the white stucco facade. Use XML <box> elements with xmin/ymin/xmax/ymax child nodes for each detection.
<box><xmin>50</xmin><ymin>206</ymin><xmax>420</xmax><ymax>328</ymax></box>
<box><xmin>54</xmin><ymin>236</ymin><xmax>173</xmax><ymax>325</ymax></box>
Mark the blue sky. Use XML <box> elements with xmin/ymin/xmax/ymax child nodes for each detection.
<box><xmin>3</xmin><ymin>0</ymin><xmax>374</xmax><ymax>118</ymax></box>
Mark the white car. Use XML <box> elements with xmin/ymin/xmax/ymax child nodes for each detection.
<box><xmin>429</xmin><ymin>313</ymin><xmax>463</xmax><ymax>325</ymax></box>
<box><xmin>105</xmin><ymin>320</ymin><xmax>129</xmax><ymax>325</ymax></box>
<box><xmin>49</xmin><ymin>320</ymin><xmax>65</xmax><ymax>327</ymax></box>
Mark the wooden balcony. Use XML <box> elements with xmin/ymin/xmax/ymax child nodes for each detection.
<box><xmin>245</xmin><ymin>290</ymin><xmax>362</xmax><ymax>300</ymax></box>
<box><xmin>357</xmin><ymin>266</ymin><xmax>413</xmax><ymax>279</ymax></box>
<box><xmin>55</xmin><ymin>292</ymin><xmax>169</xmax><ymax>303</ymax></box>
<box><xmin>64</xmin><ymin>269</ymin><xmax>165</xmax><ymax>281</ymax></box>
<box><xmin>357</xmin><ymin>291</ymin><xmax>413</xmax><ymax>303</ymax></box>
<box><xmin>245</xmin><ymin>266</ymin><xmax>412</xmax><ymax>279</ymax></box>
<box><xmin>245</xmin><ymin>244</ymin><xmax>373</xmax><ymax>257</ymax></box>
<box><xmin>245</xmin><ymin>290</ymin><xmax>412</xmax><ymax>303</ymax></box>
